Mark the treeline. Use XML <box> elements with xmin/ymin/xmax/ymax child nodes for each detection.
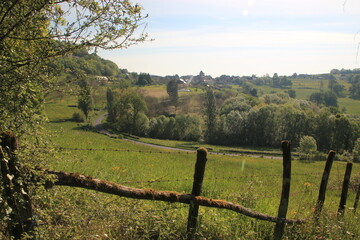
<box><xmin>104</xmin><ymin>85</ymin><xmax>360</xmax><ymax>153</ymax></box>
<box><xmin>205</xmin><ymin>90</ymin><xmax>360</xmax><ymax>153</ymax></box>
<box><xmin>49</xmin><ymin>48</ymin><xmax>157</xmax><ymax>90</ymax></box>
<box><xmin>347</xmin><ymin>74</ymin><xmax>360</xmax><ymax>99</ymax></box>
<box><xmin>106</xmin><ymin>88</ymin><xmax>201</xmax><ymax>141</ymax></box>
<box><xmin>50</xmin><ymin>48</ymin><xmax>120</xmax><ymax>79</ymax></box>
<box><xmin>216</xmin><ymin>73</ymin><xmax>292</xmax><ymax>89</ymax></box>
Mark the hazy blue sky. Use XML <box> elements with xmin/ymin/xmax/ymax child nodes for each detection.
<box><xmin>98</xmin><ymin>0</ymin><xmax>360</xmax><ymax>77</ymax></box>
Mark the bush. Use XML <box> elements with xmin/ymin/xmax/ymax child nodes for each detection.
<box><xmin>72</xmin><ymin>112</ymin><xmax>85</xmax><ymax>122</ymax></box>
<box><xmin>298</xmin><ymin>135</ymin><xmax>317</xmax><ymax>161</ymax></box>
<box><xmin>353</xmin><ymin>138</ymin><xmax>360</xmax><ymax>162</ymax></box>
<box><xmin>337</xmin><ymin>151</ymin><xmax>352</xmax><ymax>162</ymax></box>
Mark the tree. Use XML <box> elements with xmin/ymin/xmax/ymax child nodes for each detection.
<box><xmin>242</xmin><ymin>82</ymin><xmax>258</xmax><ymax>96</ymax></box>
<box><xmin>1</xmin><ymin>0</ymin><xmax>148</xmax><ymax>133</ymax></box>
<box><xmin>136</xmin><ymin>73</ymin><xmax>153</xmax><ymax>86</ymax></box>
<box><xmin>220</xmin><ymin>97</ymin><xmax>251</xmax><ymax>115</ymax></box>
<box><xmin>0</xmin><ymin>1</ymin><xmax>148</xmax><ymax>238</ymax></box>
<box><xmin>272</xmin><ymin>73</ymin><xmax>280</xmax><ymax>87</ymax></box>
<box><xmin>166</xmin><ymin>79</ymin><xmax>178</xmax><ymax>105</ymax></box>
<box><xmin>204</xmin><ymin>88</ymin><xmax>218</xmax><ymax>144</ymax></box>
<box><xmin>309</xmin><ymin>92</ymin><xmax>325</xmax><ymax>105</ymax></box>
<box><xmin>298</xmin><ymin>136</ymin><xmax>317</xmax><ymax>160</ymax></box>
<box><xmin>328</xmin><ymin>79</ymin><xmax>345</xmax><ymax>97</ymax></box>
<box><xmin>353</xmin><ymin>138</ymin><xmax>360</xmax><ymax>162</ymax></box>
<box><xmin>349</xmin><ymin>80</ymin><xmax>360</xmax><ymax>99</ymax></box>
<box><xmin>324</xmin><ymin>91</ymin><xmax>338</xmax><ymax>107</ymax></box>
<box><xmin>106</xmin><ymin>88</ymin><xmax>117</xmax><ymax>123</ymax></box>
<box><xmin>77</xmin><ymin>78</ymin><xmax>93</xmax><ymax>121</ymax></box>
<box><xmin>285</xmin><ymin>89</ymin><xmax>296</xmax><ymax>98</ymax></box>
<box><xmin>110</xmin><ymin>89</ymin><xmax>148</xmax><ymax>135</ymax></box>
<box><xmin>309</xmin><ymin>91</ymin><xmax>338</xmax><ymax>107</ymax></box>
<box><xmin>333</xmin><ymin>114</ymin><xmax>354</xmax><ymax>152</ymax></box>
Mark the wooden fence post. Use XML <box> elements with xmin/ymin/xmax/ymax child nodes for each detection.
<box><xmin>0</xmin><ymin>132</ymin><xmax>35</xmax><ymax>240</ymax></box>
<box><xmin>314</xmin><ymin>150</ymin><xmax>336</xmax><ymax>219</ymax></box>
<box><xmin>187</xmin><ymin>147</ymin><xmax>208</xmax><ymax>240</ymax></box>
<box><xmin>274</xmin><ymin>141</ymin><xmax>291</xmax><ymax>240</ymax></box>
<box><xmin>338</xmin><ymin>162</ymin><xmax>353</xmax><ymax>215</ymax></box>
<box><xmin>354</xmin><ymin>183</ymin><xmax>360</xmax><ymax>212</ymax></box>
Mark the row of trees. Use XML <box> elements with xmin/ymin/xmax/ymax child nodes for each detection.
<box><xmin>348</xmin><ymin>74</ymin><xmax>360</xmax><ymax>99</ymax></box>
<box><xmin>204</xmin><ymin>89</ymin><xmax>360</xmax><ymax>153</ymax></box>
<box><xmin>106</xmin><ymin>88</ymin><xmax>201</xmax><ymax>140</ymax></box>
<box><xmin>104</xmin><ymin>85</ymin><xmax>359</xmax><ymax>154</ymax></box>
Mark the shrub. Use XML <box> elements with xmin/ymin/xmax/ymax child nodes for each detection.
<box><xmin>72</xmin><ymin>112</ymin><xmax>85</xmax><ymax>122</ymax></box>
<box><xmin>353</xmin><ymin>138</ymin><xmax>360</xmax><ymax>162</ymax></box>
<box><xmin>298</xmin><ymin>135</ymin><xmax>317</xmax><ymax>161</ymax></box>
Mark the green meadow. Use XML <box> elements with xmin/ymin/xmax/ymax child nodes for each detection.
<box><xmin>42</xmin><ymin>101</ymin><xmax>360</xmax><ymax>239</ymax></box>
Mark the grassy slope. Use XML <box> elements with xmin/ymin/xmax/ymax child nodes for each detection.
<box><xmin>42</xmin><ymin>101</ymin><xmax>360</xmax><ymax>239</ymax></box>
<box><xmin>260</xmin><ymin>77</ymin><xmax>360</xmax><ymax>114</ymax></box>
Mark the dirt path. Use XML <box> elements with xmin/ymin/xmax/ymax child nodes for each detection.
<box><xmin>93</xmin><ymin>112</ymin><xmax>107</xmax><ymax>128</ymax></box>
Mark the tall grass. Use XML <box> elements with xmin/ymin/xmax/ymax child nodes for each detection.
<box><xmin>38</xmin><ymin>101</ymin><xmax>360</xmax><ymax>239</ymax></box>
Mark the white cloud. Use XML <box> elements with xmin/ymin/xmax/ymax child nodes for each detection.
<box><xmin>128</xmin><ymin>28</ymin><xmax>355</xmax><ymax>51</ymax></box>
<box><xmin>98</xmin><ymin>1</ymin><xmax>360</xmax><ymax>76</ymax></box>
<box><xmin>100</xmin><ymin>28</ymin><xmax>357</xmax><ymax>76</ymax></box>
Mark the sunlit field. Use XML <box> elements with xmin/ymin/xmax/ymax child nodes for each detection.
<box><xmin>41</xmin><ymin>102</ymin><xmax>360</xmax><ymax>239</ymax></box>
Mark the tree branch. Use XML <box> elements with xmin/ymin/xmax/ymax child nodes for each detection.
<box><xmin>46</xmin><ymin>170</ymin><xmax>305</xmax><ymax>224</ymax></box>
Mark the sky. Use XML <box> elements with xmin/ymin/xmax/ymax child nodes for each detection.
<box><xmin>98</xmin><ymin>0</ymin><xmax>360</xmax><ymax>77</ymax></box>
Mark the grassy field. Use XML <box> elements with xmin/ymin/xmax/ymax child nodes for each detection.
<box><xmin>41</xmin><ymin>101</ymin><xmax>360</xmax><ymax>239</ymax></box>
<box><xmin>252</xmin><ymin>77</ymin><xmax>360</xmax><ymax>115</ymax></box>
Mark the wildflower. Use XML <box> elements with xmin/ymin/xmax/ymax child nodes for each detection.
<box><xmin>303</xmin><ymin>182</ymin><xmax>312</xmax><ymax>187</ymax></box>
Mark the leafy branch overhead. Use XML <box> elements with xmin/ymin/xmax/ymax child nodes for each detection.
<box><xmin>0</xmin><ymin>0</ymin><xmax>149</xmax><ymax>134</ymax></box>
<box><xmin>1</xmin><ymin>0</ymin><xmax>149</xmax><ymax>72</ymax></box>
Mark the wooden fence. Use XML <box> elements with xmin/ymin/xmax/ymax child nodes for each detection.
<box><xmin>1</xmin><ymin>132</ymin><xmax>359</xmax><ymax>240</ymax></box>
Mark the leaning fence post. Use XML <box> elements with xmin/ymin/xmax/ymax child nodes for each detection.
<box><xmin>187</xmin><ymin>147</ymin><xmax>208</xmax><ymax>240</ymax></box>
<box><xmin>314</xmin><ymin>150</ymin><xmax>335</xmax><ymax>219</ymax></box>
<box><xmin>354</xmin><ymin>183</ymin><xmax>360</xmax><ymax>212</ymax></box>
<box><xmin>338</xmin><ymin>162</ymin><xmax>353</xmax><ymax>215</ymax></box>
<box><xmin>274</xmin><ymin>141</ymin><xmax>291</xmax><ymax>240</ymax></box>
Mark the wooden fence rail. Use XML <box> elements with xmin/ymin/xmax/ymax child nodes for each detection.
<box><xmin>46</xmin><ymin>169</ymin><xmax>305</xmax><ymax>224</ymax></box>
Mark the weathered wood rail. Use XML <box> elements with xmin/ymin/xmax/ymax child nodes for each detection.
<box><xmin>46</xmin><ymin>169</ymin><xmax>304</xmax><ymax>224</ymax></box>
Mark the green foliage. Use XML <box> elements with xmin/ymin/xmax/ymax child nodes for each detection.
<box><xmin>272</xmin><ymin>74</ymin><xmax>292</xmax><ymax>88</ymax></box>
<box><xmin>40</xmin><ymin>103</ymin><xmax>360</xmax><ymax>239</ymax></box>
<box><xmin>106</xmin><ymin>88</ymin><xmax>117</xmax><ymax>123</ymax></box>
<box><xmin>205</xmin><ymin>93</ymin><xmax>359</xmax><ymax>151</ymax></box>
<box><xmin>106</xmin><ymin>88</ymin><xmax>148</xmax><ymax>135</ymax></box>
<box><xmin>349</xmin><ymin>75</ymin><xmax>360</xmax><ymax>99</ymax></box>
<box><xmin>242</xmin><ymin>82</ymin><xmax>258</xmax><ymax>96</ymax></box>
<box><xmin>220</xmin><ymin>96</ymin><xmax>251</xmax><ymax>115</ymax></box>
<box><xmin>136</xmin><ymin>73</ymin><xmax>153</xmax><ymax>86</ymax></box>
<box><xmin>166</xmin><ymin>79</ymin><xmax>179</xmax><ymax>105</ymax></box>
<box><xmin>0</xmin><ymin>0</ymin><xmax>148</xmax><ymax>238</ymax></box>
<box><xmin>285</xmin><ymin>89</ymin><xmax>296</xmax><ymax>98</ymax></box>
<box><xmin>204</xmin><ymin>88</ymin><xmax>218</xmax><ymax>144</ymax></box>
<box><xmin>148</xmin><ymin>114</ymin><xmax>201</xmax><ymax>141</ymax></box>
<box><xmin>51</xmin><ymin>49</ymin><xmax>120</xmax><ymax>79</ymax></box>
<box><xmin>328</xmin><ymin>79</ymin><xmax>345</xmax><ymax>97</ymax></box>
<box><xmin>77</xmin><ymin>78</ymin><xmax>93</xmax><ymax>120</ymax></box>
<box><xmin>298</xmin><ymin>136</ymin><xmax>317</xmax><ymax>160</ymax></box>
<box><xmin>309</xmin><ymin>91</ymin><xmax>338</xmax><ymax>107</ymax></box>
<box><xmin>72</xmin><ymin>112</ymin><xmax>85</xmax><ymax>123</ymax></box>
<box><xmin>262</xmin><ymin>92</ymin><xmax>290</xmax><ymax>105</ymax></box>
<box><xmin>353</xmin><ymin>138</ymin><xmax>360</xmax><ymax>162</ymax></box>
